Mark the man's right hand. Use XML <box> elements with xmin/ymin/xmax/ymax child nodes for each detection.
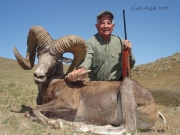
<box><xmin>67</xmin><ymin>67</ymin><xmax>87</xmax><ymax>82</ymax></box>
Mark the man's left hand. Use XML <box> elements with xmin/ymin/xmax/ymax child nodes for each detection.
<box><xmin>123</xmin><ymin>40</ymin><xmax>132</xmax><ymax>55</ymax></box>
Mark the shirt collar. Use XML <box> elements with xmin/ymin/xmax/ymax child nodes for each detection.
<box><xmin>96</xmin><ymin>33</ymin><xmax>112</xmax><ymax>43</ymax></box>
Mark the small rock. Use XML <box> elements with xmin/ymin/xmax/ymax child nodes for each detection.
<box><xmin>157</xmin><ymin>128</ymin><xmax>165</xmax><ymax>133</ymax></box>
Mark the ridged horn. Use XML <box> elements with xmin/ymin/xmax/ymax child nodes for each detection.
<box><xmin>13</xmin><ymin>26</ymin><xmax>52</xmax><ymax>70</ymax></box>
<box><xmin>52</xmin><ymin>35</ymin><xmax>87</xmax><ymax>76</ymax></box>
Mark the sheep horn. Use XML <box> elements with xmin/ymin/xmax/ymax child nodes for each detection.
<box><xmin>13</xmin><ymin>26</ymin><xmax>52</xmax><ymax>70</ymax></box>
<box><xmin>51</xmin><ymin>35</ymin><xmax>87</xmax><ymax>76</ymax></box>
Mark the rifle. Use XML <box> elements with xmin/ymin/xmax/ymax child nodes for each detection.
<box><xmin>122</xmin><ymin>10</ymin><xmax>131</xmax><ymax>78</ymax></box>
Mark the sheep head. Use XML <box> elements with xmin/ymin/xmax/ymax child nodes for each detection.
<box><xmin>13</xmin><ymin>26</ymin><xmax>86</xmax><ymax>85</ymax></box>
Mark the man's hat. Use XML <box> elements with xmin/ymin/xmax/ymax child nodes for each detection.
<box><xmin>97</xmin><ymin>11</ymin><xmax>114</xmax><ymax>21</ymax></box>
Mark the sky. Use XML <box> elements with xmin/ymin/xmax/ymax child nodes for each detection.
<box><xmin>0</xmin><ymin>0</ymin><xmax>180</xmax><ymax>66</ymax></box>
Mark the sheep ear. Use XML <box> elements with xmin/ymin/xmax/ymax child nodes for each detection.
<box><xmin>62</xmin><ymin>57</ymin><xmax>72</xmax><ymax>64</ymax></box>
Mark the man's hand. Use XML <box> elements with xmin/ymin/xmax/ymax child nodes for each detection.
<box><xmin>67</xmin><ymin>67</ymin><xmax>87</xmax><ymax>82</ymax></box>
<box><xmin>123</xmin><ymin>40</ymin><xmax>132</xmax><ymax>55</ymax></box>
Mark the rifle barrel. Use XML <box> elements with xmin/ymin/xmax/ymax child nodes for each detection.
<box><xmin>123</xmin><ymin>10</ymin><xmax>127</xmax><ymax>40</ymax></box>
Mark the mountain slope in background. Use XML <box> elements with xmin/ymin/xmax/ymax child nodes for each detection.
<box><xmin>1</xmin><ymin>52</ymin><xmax>180</xmax><ymax>91</ymax></box>
<box><xmin>132</xmin><ymin>52</ymin><xmax>180</xmax><ymax>91</ymax></box>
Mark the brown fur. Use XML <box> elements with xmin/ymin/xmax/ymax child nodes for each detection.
<box><xmin>27</xmin><ymin>77</ymin><xmax>161</xmax><ymax>134</ymax></box>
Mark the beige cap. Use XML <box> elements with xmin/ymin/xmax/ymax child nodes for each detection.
<box><xmin>97</xmin><ymin>11</ymin><xmax>114</xmax><ymax>21</ymax></box>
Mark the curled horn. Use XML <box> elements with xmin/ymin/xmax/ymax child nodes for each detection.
<box><xmin>13</xmin><ymin>26</ymin><xmax>52</xmax><ymax>70</ymax></box>
<box><xmin>51</xmin><ymin>35</ymin><xmax>87</xmax><ymax>77</ymax></box>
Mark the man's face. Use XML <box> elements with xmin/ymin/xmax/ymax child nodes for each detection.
<box><xmin>96</xmin><ymin>16</ymin><xmax>115</xmax><ymax>39</ymax></box>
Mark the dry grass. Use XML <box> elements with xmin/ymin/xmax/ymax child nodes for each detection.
<box><xmin>0</xmin><ymin>52</ymin><xmax>180</xmax><ymax>135</ymax></box>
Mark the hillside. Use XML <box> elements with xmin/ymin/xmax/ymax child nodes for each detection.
<box><xmin>132</xmin><ymin>52</ymin><xmax>180</xmax><ymax>91</ymax></box>
<box><xmin>1</xmin><ymin>52</ymin><xmax>180</xmax><ymax>85</ymax></box>
<box><xmin>0</xmin><ymin>57</ymin><xmax>70</xmax><ymax>76</ymax></box>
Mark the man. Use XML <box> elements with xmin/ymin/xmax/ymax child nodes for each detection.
<box><xmin>68</xmin><ymin>11</ymin><xmax>135</xmax><ymax>82</ymax></box>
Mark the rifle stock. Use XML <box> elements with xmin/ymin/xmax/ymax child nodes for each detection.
<box><xmin>122</xmin><ymin>10</ymin><xmax>131</xmax><ymax>78</ymax></box>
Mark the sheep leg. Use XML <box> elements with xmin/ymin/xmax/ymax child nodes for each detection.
<box><xmin>32</xmin><ymin>99</ymin><xmax>66</xmax><ymax>126</ymax></box>
<box><xmin>55</xmin><ymin>119</ymin><xmax>130</xmax><ymax>135</ymax></box>
<box><xmin>120</xmin><ymin>77</ymin><xmax>137</xmax><ymax>134</ymax></box>
<box><xmin>36</xmin><ymin>86</ymin><xmax>43</xmax><ymax>105</ymax></box>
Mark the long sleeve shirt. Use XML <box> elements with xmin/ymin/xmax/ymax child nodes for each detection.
<box><xmin>79</xmin><ymin>33</ymin><xmax>135</xmax><ymax>81</ymax></box>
